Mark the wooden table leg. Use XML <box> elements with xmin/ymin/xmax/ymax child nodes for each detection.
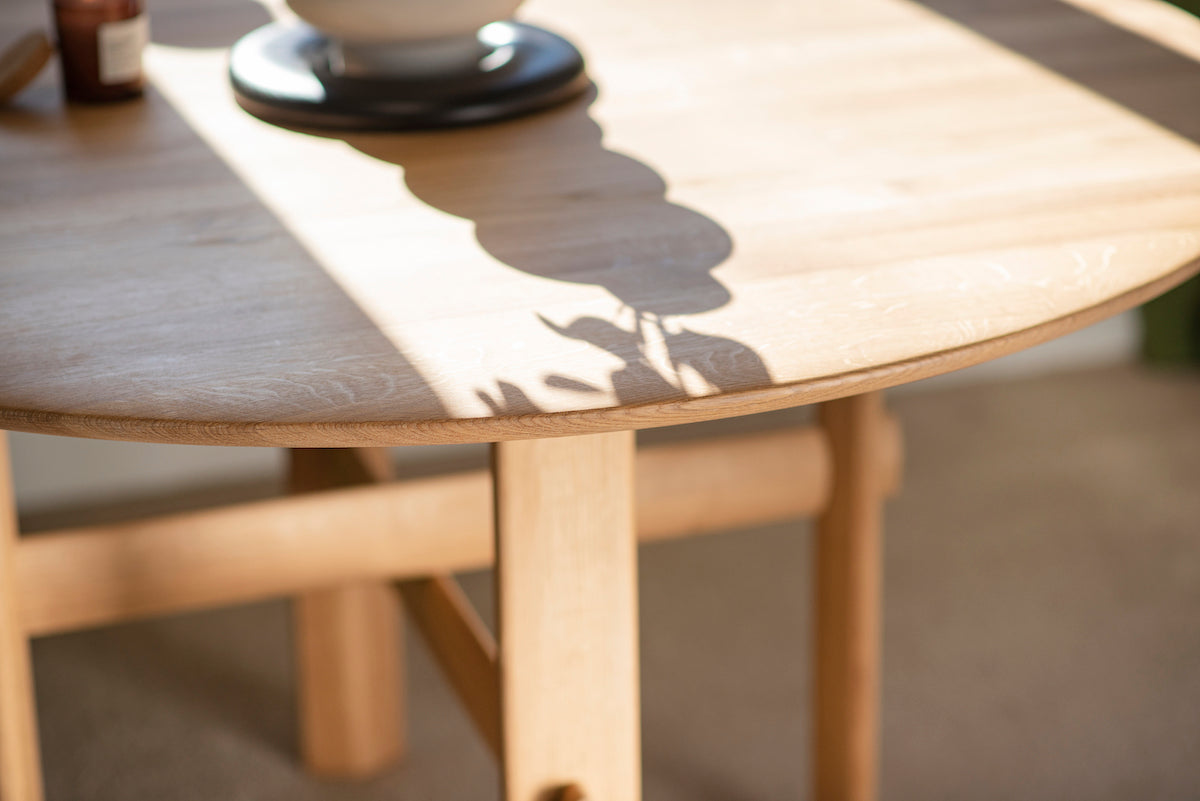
<box><xmin>493</xmin><ymin>432</ymin><xmax>641</xmax><ymax>801</ymax></box>
<box><xmin>0</xmin><ymin>433</ymin><xmax>44</xmax><ymax>801</ymax></box>
<box><xmin>289</xmin><ymin>448</ymin><xmax>406</xmax><ymax>778</ymax></box>
<box><xmin>814</xmin><ymin>393</ymin><xmax>888</xmax><ymax>801</ymax></box>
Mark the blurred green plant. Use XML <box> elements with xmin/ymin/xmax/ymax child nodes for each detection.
<box><xmin>1140</xmin><ymin>1</ymin><xmax>1200</xmax><ymax>365</ymax></box>
<box><xmin>1142</xmin><ymin>276</ymin><xmax>1200</xmax><ymax>364</ymax></box>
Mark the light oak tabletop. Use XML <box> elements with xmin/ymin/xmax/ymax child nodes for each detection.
<box><xmin>2</xmin><ymin>0</ymin><xmax>1199</xmax><ymax>447</ymax></box>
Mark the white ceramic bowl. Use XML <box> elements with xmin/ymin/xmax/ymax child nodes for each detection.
<box><xmin>286</xmin><ymin>0</ymin><xmax>522</xmax><ymax>41</ymax></box>
<box><xmin>286</xmin><ymin>0</ymin><xmax>523</xmax><ymax>76</ymax></box>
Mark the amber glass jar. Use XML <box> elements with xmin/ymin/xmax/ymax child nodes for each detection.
<box><xmin>52</xmin><ymin>0</ymin><xmax>147</xmax><ymax>102</ymax></box>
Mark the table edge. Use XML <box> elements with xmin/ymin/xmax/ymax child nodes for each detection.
<box><xmin>3</xmin><ymin>259</ymin><xmax>1196</xmax><ymax>448</ymax></box>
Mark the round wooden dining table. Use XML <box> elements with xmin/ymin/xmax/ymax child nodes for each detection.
<box><xmin>2</xmin><ymin>0</ymin><xmax>1199</xmax><ymax>799</ymax></box>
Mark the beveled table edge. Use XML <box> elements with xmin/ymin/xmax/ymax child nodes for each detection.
<box><xmin>3</xmin><ymin>259</ymin><xmax>1196</xmax><ymax>448</ymax></box>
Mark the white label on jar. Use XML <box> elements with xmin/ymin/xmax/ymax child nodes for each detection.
<box><xmin>97</xmin><ymin>14</ymin><xmax>149</xmax><ymax>85</ymax></box>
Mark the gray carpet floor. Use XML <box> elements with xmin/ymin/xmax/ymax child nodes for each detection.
<box><xmin>20</xmin><ymin>365</ymin><xmax>1200</xmax><ymax>800</ymax></box>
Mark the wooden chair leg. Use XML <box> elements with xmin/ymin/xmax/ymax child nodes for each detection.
<box><xmin>289</xmin><ymin>448</ymin><xmax>405</xmax><ymax>778</ymax></box>
<box><xmin>814</xmin><ymin>393</ymin><xmax>888</xmax><ymax>801</ymax></box>
<box><xmin>493</xmin><ymin>432</ymin><xmax>641</xmax><ymax>801</ymax></box>
<box><xmin>0</xmin><ymin>433</ymin><xmax>44</xmax><ymax>801</ymax></box>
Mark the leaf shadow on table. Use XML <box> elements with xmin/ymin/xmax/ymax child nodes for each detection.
<box><xmin>341</xmin><ymin>88</ymin><xmax>772</xmax><ymax>416</ymax></box>
<box><xmin>912</xmin><ymin>0</ymin><xmax>1200</xmax><ymax>145</ymax></box>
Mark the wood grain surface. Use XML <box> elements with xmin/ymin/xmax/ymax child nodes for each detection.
<box><xmin>493</xmin><ymin>432</ymin><xmax>640</xmax><ymax>801</ymax></box>
<box><xmin>2</xmin><ymin>0</ymin><xmax>1199</xmax><ymax>446</ymax></box>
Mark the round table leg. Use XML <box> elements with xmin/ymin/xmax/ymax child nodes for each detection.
<box><xmin>0</xmin><ymin>433</ymin><xmax>44</xmax><ymax>801</ymax></box>
<box><xmin>814</xmin><ymin>392</ymin><xmax>889</xmax><ymax>801</ymax></box>
<box><xmin>289</xmin><ymin>448</ymin><xmax>406</xmax><ymax>778</ymax></box>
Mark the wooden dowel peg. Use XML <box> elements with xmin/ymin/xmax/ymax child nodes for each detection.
<box><xmin>557</xmin><ymin>783</ymin><xmax>588</xmax><ymax>801</ymax></box>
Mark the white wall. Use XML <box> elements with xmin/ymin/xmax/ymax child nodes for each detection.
<box><xmin>7</xmin><ymin>312</ymin><xmax>1140</xmax><ymax>514</ymax></box>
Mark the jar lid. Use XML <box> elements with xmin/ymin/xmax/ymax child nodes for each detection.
<box><xmin>0</xmin><ymin>31</ymin><xmax>53</xmax><ymax>103</ymax></box>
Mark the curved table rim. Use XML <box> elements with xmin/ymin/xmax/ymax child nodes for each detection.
<box><xmin>3</xmin><ymin>259</ymin><xmax>1195</xmax><ymax>448</ymax></box>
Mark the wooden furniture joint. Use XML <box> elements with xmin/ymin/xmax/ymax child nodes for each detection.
<box><xmin>15</xmin><ymin>421</ymin><xmax>901</xmax><ymax>638</ymax></box>
<box><xmin>556</xmin><ymin>784</ymin><xmax>588</xmax><ymax>801</ymax></box>
<box><xmin>4</xmin><ymin>412</ymin><xmax>901</xmax><ymax>801</ymax></box>
<box><xmin>382</xmin><ymin>400</ymin><xmax>902</xmax><ymax>801</ymax></box>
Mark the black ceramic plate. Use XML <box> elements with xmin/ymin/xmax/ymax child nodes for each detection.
<box><xmin>228</xmin><ymin>21</ymin><xmax>588</xmax><ymax>131</ymax></box>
